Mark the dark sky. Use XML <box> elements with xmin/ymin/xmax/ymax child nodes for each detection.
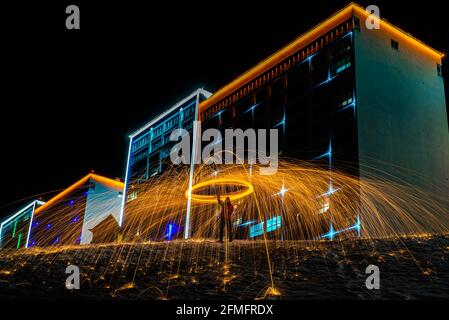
<box><xmin>1</xmin><ymin>0</ymin><xmax>448</xmax><ymax>217</ymax></box>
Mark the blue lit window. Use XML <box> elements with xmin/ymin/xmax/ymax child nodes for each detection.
<box><xmin>183</xmin><ymin>121</ymin><xmax>193</xmax><ymax>131</ymax></box>
<box><xmin>250</xmin><ymin>222</ymin><xmax>264</xmax><ymax>238</ymax></box>
<box><xmin>233</xmin><ymin>217</ymin><xmax>242</xmax><ymax>227</ymax></box>
<box><xmin>127</xmin><ymin>191</ymin><xmax>138</xmax><ymax>202</ymax></box>
<box><xmin>153</xmin><ymin>125</ymin><xmax>163</xmax><ymax>137</ymax></box>
<box><xmin>338</xmin><ymin>91</ymin><xmax>355</xmax><ymax>111</ymax></box>
<box><xmin>165</xmin><ymin>116</ymin><xmax>179</xmax><ymax>131</ymax></box>
<box><xmin>266</xmin><ymin>216</ymin><xmax>282</xmax><ymax>232</ymax></box>
<box><xmin>161</xmin><ymin>146</ymin><xmax>172</xmax><ymax>159</ymax></box>
<box><xmin>331</xmin><ymin>55</ymin><xmax>351</xmax><ymax>76</ymax></box>
<box><xmin>151</xmin><ymin>138</ymin><xmax>162</xmax><ymax>150</ymax></box>
<box><xmin>183</xmin><ymin>104</ymin><xmax>195</xmax><ymax>119</ymax></box>
<box><xmin>132</xmin><ymin>149</ymin><xmax>148</xmax><ymax>163</ymax></box>
<box><xmin>88</xmin><ymin>182</ymin><xmax>96</xmax><ymax>193</ymax></box>
<box><xmin>336</xmin><ymin>62</ymin><xmax>351</xmax><ymax>74</ymax></box>
<box><xmin>133</xmin><ymin>135</ymin><xmax>150</xmax><ymax>151</ymax></box>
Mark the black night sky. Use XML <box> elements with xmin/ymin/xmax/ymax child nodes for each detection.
<box><xmin>1</xmin><ymin>0</ymin><xmax>448</xmax><ymax>217</ymax></box>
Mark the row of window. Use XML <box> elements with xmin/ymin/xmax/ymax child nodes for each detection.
<box><xmin>201</xmin><ymin>18</ymin><xmax>357</xmax><ymax>120</ymax></box>
<box><xmin>132</xmin><ymin>103</ymin><xmax>197</xmax><ymax>153</ymax></box>
<box><xmin>249</xmin><ymin>215</ymin><xmax>282</xmax><ymax>238</ymax></box>
<box><xmin>132</xmin><ymin>149</ymin><xmax>148</xmax><ymax>164</ymax></box>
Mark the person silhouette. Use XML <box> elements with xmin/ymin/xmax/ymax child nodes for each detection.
<box><xmin>217</xmin><ymin>194</ymin><xmax>234</xmax><ymax>243</ymax></box>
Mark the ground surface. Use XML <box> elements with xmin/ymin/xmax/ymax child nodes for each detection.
<box><xmin>0</xmin><ymin>236</ymin><xmax>448</xmax><ymax>299</ymax></box>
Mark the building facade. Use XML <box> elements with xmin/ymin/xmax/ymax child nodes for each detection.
<box><xmin>120</xmin><ymin>3</ymin><xmax>448</xmax><ymax>241</ymax></box>
<box><xmin>28</xmin><ymin>174</ymin><xmax>123</xmax><ymax>247</ymax></box>
<box><xmin>197</xmin><ymin>3</ymin><xmax>448</xmax><ymax>239</ymax></box>
<box><xmin>0</xmin><ymin>200</ymin><xmax>45</xmax><ymax>249</ymax></box>
<box><xmin>120</xmin><ymin>88</ymin><xmax>212</xmax><ymax>233</ymax></box>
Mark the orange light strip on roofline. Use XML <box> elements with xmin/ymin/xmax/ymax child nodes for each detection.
<box><xmin>199</xmin><ymin>2</ymin><xmax>443</xmax><ymax>113</ymax></box>
<box><xmin>34</xmin><ymin>174</ymin><xmax>124</xmax><ymax>215</ymax></box>
<box><xmin>198</xmin><ymin>4</ymin><xmax>353</xmax><ymax>112</ymax></box>
<box><xmin>351</xmin><ymin>4</ymin><xmax>443</xmax><ymax>61</ymax></box>
<box><xmin>34</xmin><ymin>174</ymin><xmax>91</xmax><ymax>215</ymax></box>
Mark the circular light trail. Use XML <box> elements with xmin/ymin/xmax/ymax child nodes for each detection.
<box><xmin>186</xmin><ymin>178</ymin><xmax>254</xmax><ymax>204</ymax></box>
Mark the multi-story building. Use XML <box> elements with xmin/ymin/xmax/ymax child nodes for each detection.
<box><xmin>120</xmin><ymin>88</ymin><xmax>212</xmax><ymax>231</ymax></box>
<box><xmin>121</xmin><ymin>3</ymin><xmax>448</xmax><ymax>240</ymax></box>
<box><xmin>197</xmin><ymin>3</ymin><xmax>448</xmax><ymax>239</ymax></box>
<box><xmin>29</xmin><ymin>173</ymin><xmax>123</xmax><ymax>247</ymax></box>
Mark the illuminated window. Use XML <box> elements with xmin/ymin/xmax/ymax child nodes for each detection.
<box><xmin>183</xmin><ymin>105</ymin><xmax>195</xmax><ymax>119</ymax></box>
<box><xmin>132</xmin><ymin>149</ymin><xmax>148</xmax><ymax>163</ymax></box>
<box><xmin>133</xmin><ymin>135</ymin><xmax>149</xmax><ymax>151</ymax></box>
<box><xmin>151</xmin><ymin>138</ymin><xmax>162</xmax><ymax>150</ymax></box>
<box><xmin>161</xmin><ymin>146</ymin><xmax>172</xmax><ymax>159</ymax></box>
<box><xmin>149</xmin><ymin>166</ymin><xmax>159</xmax><ymax>177</ymax></box>
<box><xmin>183</xmin><ymin>121</ymin><xmax>193</xmax><ymax>131</ymax></box>
<box><xmin>353</xmin><ymin>17</ymin><xmax>360</xmax><ymax>30</ymax></box>
<box><xmin>331</xmin><ymin>55</ymin><xmax>351</xmax><ymax>76</ymax></box>
<box><xmin>127</xmin><ymin>191</ymin><xmax>138</xmax><ymax>202</ymax></box>
<box><xmin>233</xmin><ymin>217</ymin><xmax>242</xmax><ymax>226</ymax></box>
<box><xmin>319</xmin><ymin>198</ymin><xmax>330</xmax><ymax>214</ymax></box>
<box><xmin>391</xmin><ymin>39</ymin><xmax>399</xmax><ymax>50</ymax></box>
<box><xmin>250</xmin><ymin>221</ymin><xmax>264</xmax><ymax>238</ymax></box>
<box><xmin>437</xmin><ymin>64</ymin><xmax>442</xmax><ymax>77</ymax></box>
<box><xmin>339</xmin><ymin>92</ymin><xmax>354</xmax><ymax>110</ymax></box>
<box><xmin>266</xmin><ymin>216</ymin><xmax>282</xmax><ymax>232</ymax></box>
<box><xmin>153</xmin><ymin>125</ymin><xmax>163</xmax><ymax>137</ymax></box>
<box><xmin>165</xmin><ymin>115</ymin><xmax>179</xmax><ymax>131</ymax></box>
<box><xmin>88</xmin><ymin>182</ymin><xmax>96</xmax><ymax>193</ymax></box>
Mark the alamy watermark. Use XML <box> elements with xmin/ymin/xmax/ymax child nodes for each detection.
<box><xmin>365</xmin><ymin>264</ymin><xmax>380</xmax><ymax>290</ymax></box>
<box><xmin>65</xmin><ymin>264</ymin><xmax>80</xmax><ymax>290</ymax></box>
<box><xmin>65</xmin><ymin>5</ymin><xmax>80</xmax><ymax>30</ymax></box>
<box><xmin>169</xmin><ymin>121</ymin><xmax>279</xmax><ymax>175</ymax></box>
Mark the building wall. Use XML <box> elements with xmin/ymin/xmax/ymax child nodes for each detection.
<box><xmin>354</xmin><ymin>15</ymin><xmax>449</xmax><ymax>193</ymax></box>
<box><xmin>80</xmin><ymin>178</ymin><xmax>122</xmax><ymax>244</ymax></box>
<box><xmin>199</xmin><ymin>23</ymin><xmax>359</xmax><ymax>239</ymax></box>
<box><xmin>127</xmin><ymin>89</ymin><xmax>211</xmax><ymax>185</ymax></box>
<box><xmin>129</xmin><ymin>99</ymin><xmax>196</xmax><ymax>181</ymax></box>
<box><xmin>29</xmin><ymin>189</ymin><xmax>88</xmax><ymax>247</ymax></box>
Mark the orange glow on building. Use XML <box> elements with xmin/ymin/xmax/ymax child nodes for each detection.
<box><xmin>198</xmin><ymin>2</ymin><xmax>443</xmax><ymax>113</ymax></box>
<box><xmin>351</xmin><ymin>4</ymin><xmax>443</xmax><ymax>61</ymax></box>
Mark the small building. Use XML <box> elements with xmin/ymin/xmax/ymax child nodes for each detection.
<box><xmin>0</xmin><ymin>200</ymin><xmax>45</xmax><ymax>249</ymax></box>
<box><xmin>28</xmin><ymin>174</ymin><xmax>124</xmax><ymax>247</ymax></box>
